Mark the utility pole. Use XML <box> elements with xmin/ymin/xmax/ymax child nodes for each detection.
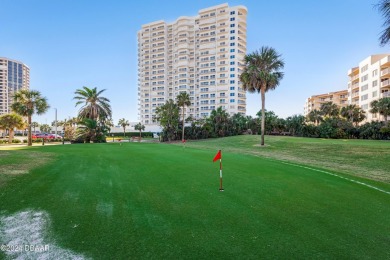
<box><xmin>55</xmin><ymin>108</ymin><xmax>57</xmax><ymax>136</ymax></box>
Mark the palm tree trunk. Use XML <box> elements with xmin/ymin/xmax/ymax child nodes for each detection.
<box><xmin>123</xmin><ymin>127</ymin><xmax>125</xmax><ymax>138</ymax></box>
<box><xmin>182</xmin><ymin>106</ymin><xmax>185</xmax><ymax>141</ymax></box>
<box><xmin>28</xmin><ymin>116</ymin><xmax>32</xmax><ymax>146</ymax></box>
<box><xmin>8</xmin><ymin>129</ymin><xmax>14</xmax><ymax>143</ymax></box>
<box><xmin>261</xmin><ymin>87</ymin><xmax>266</xmax><ymax>146</ymax></box>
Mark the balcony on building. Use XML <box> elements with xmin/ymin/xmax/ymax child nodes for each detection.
<box><xmin>351</xmin><ymin>82</ymin><xmax>359</xmax><ymax>90</ymax></box>
<box><xmin>381</xmin><ymin>91</ymin><xmax>390</xmax><ymax>98</ymax></box>
<box><xmin>381</xmin><ymin>67</ymin><xmax>390</xmax><ymax>78</ymax></box>
<box><xmin>381</xmin><ymin>79</ymin><xmax>390</xmax><ymax>89</ymax></box>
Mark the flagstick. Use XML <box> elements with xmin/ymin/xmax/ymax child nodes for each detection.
<box><xmin>219</xmin><ymin>158</ymin><xmax>224</xmax><ymax>191</ymax></box>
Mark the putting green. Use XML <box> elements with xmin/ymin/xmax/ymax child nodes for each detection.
<box><xmin>0</xmin><ymin>142</ymin><xmax>389</xmax><ymax>259</ymax></box>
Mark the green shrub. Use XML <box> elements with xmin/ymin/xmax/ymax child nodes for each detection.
<box><xmin>109</xmin><ymin>132</ymin><xmax>154</xmax><ymax>138</ymax></box>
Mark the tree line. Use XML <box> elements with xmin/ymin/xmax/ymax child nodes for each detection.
<box><xmin>155</xmin><ymin>98</ymin><xmax>390</xmax><ymax>142</ymax></box>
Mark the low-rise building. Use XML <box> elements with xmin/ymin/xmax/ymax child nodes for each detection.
<box><xmin>304</xmin><ymin>90</ymin><xmax>348</xmax><ymax>116</ymax></box>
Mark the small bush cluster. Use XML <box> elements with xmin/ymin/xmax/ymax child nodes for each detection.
<box><xmin>109</xmin><ymin>132</ymin><xmax>153</xmax><ymax>138</ymax></box>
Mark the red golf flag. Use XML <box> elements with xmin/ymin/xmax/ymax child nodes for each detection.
<box><xmin>213</xmin><ymin>150</ymin><xmax>221</xmax><ymax>162</ymax></box>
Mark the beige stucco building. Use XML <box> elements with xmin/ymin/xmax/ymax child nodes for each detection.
<box><xmin>304</xmin><ymin>90</ymin><xmax>348</xmax><ymax>116</ymax></box>
<box><xmin>347</xmin><ymin>54</ymin><xmax>390</xmax><ymax>122</ymax></box>
<box><xmin>304</xmin><ymin>54</ymin><xmax>390</xmax><ymax>123</ymax></box>
<box><xmin>137</xmin><ymin>3</ymin><xmax>247</xmax><ymax>127</ymax></box>
<box><xmin>0</xmin><ymin>57</ymin><xmax>30</xmax><ymax>116</ymax></box>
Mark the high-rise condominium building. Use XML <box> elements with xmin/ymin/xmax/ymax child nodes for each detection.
<box><xmin>137</xmin><ymin>3</ymin><xmax>247</xmax><ymax>127</ymax></box>
<box><xmin>304</xmin><ymin>54</ymin><xmax>390</xmax><ymax>123</ymax></box>
<box><xmin>347</xmin><ymin>54</ymin><xmax>390</xmax><ymax>122</ymax></box>
<box><xmin>0</xmin><ymin>57</ymin><xmax>30</xmax><ymax>115</ymax></box>
<box><xmin>304</xmin><ymin>90</ymin><xmax>348</xmax><ymax>116</ymax></box>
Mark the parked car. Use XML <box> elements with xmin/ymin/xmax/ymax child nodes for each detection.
<box><xmin>33</xmin><ymin>133</ymin><xmax>55</xmax><ymax>139</ymax></box>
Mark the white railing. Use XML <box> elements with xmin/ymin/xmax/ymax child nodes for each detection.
<box><xmin>381</xmin><ymin>79</ymin><xmax>390</xmax><ymax>87</ymax></box>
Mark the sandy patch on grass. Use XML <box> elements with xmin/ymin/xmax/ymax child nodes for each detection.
<box><xmin>0</xmin><ymin>210</ymin><xmax>88</xmax><ymax>259</ymax></box>
<box><xmin>0</xmin><ymin>152</ymin><xmax>54</xmax><ymax>176</ymax></box>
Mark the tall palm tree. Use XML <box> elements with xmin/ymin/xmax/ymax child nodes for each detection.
<box><xmin>74</xmin><ymin>86</ymin><xmax>112</xmax><ymax>121</ymax></box>
<box><xmin>118</xmin><ymin>118</ymin><xmax>130</xmax><ymax>137</ymax></box>
<box><xmin>240</xmin><ymin>46</ymin><xmax>284</xmax><ymax>146</ymax></box>
<box><xmin>377</xmin><ymin>0</ymin><xmax>390</xmax><ymax>46</ymax></box>
<box><xmin>370</xmin><ymin>97</ymin><xmax>390</xmax><ymax>123</ymax></box>
<box><xmin>176</xmin><ymin>92</ymin><xmax>191</xmax><ymax>142</ymax></box>
<box><xmin>11</xmin><ymin>89</ymin><xmax>49</xmax><ymax>146</ymax></box>
<box><xmin>0</xmin><ymin>113</ymin><xmax>25</xmax><ymax>143</ymax></box>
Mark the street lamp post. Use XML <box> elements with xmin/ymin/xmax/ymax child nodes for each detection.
<box><xmin>54</xmin><ymin>108</ymin><xmax>57</xmax><ymax>136</ymax></box>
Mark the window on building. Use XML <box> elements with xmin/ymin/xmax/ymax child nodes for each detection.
<box><xmin>361</xmin><ymin>84</ymin><xmax>368</xmax><ymax>91</ymax></box>
<box><xmin>360</xmin><ymin>65</ymin><xmax>368</xmax><ymax>73</ymax></box>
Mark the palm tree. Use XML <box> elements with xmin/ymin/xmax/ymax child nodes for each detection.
<box><xmin>340</xmin><ymin>105</ymin><xmax>366</xmax><ymax>126</ymax></box>
<box><xmin>320</xmin><ymin>102</ymin><xmax>339</xmax><ymax>118</ymax></box>
<box><xmin>370</xmin><ymin>97</ymin><xmax>390</xmax><ymax>123</ymax></box>
<box><xmin>155</xmin><ymin>99</ymin><xmax>180</xmax><ymax>141</ymax></box>
<box><xmin>11</xmin><ymin>89</ymin><xmax>49</xmax><ymax>146</ymax></box>
<box><xmin>307</xmin><ymin>109</ymin><xmax>323</xmax><ymax>125</ymax></box>
<box><xmin>208</xmin><ymin>107</ymin><xmax>230</xmax><ymax>137</ymax></box>
<box><xmin>40</xmin><ymin>124</ymin><xmax>51</xmax><ymax>133</ymax></box>
<box><xmin>240</xmin><ymin>46</ymin><xmax>284</xmax><ymax>146</ymax></box>
<box><xmin>31</xmin><ymin>122</ymin><xmax>39</xmax><ymax>133</ymax></box>
<box><xmin>118</xmin><ymin>118</ymin><xmax>130</xmax><ymax>137</ymax></box>
<box><xmin>76</xmin><ymin>118</ymin><xmax>98</xmax><ymax>143</ymax></box>
<box><xmin>176</xmin><ymin>92</ymin><xmax>191</xmax><ymax>142</ymax></box>
<box><xmin>134</xmin><ymin>122</ymin><xmax>145</xmax><ymax>138</ymax></box>
<box><xmin>74</xmin><ymin>86</ymin><xmax>112</xmax><ymax>121</ymax></box>
<box><xmin>377</xmin><ymin>0</ymin><xmax>390</xmax><ymax>46</ymax></box>
<box><xmin>0</xmin><ymin>113</ymin><xmax>25</xmax><ymax>143</ymax></box>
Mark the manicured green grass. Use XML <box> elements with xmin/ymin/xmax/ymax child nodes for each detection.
<box><xmin>0</xmin><ymin>137</ymin><xmax>389</xmax><ymax>259</ymax></box>
<box><xmin>180</xmin><ymin>135</ymin><xmax>390</xmax><ymax>184</ymax></box>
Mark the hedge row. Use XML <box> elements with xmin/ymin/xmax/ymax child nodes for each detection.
<box><xmin>108</xmin><ymin>132</ymin><xmax>154</xmax><ymax>138</ymax></box>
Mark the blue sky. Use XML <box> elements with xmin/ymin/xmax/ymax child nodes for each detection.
<box><xmin>0</xmin><ymin>0</ymin><xmax>386</xmax><ymax>125</ymax></box>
